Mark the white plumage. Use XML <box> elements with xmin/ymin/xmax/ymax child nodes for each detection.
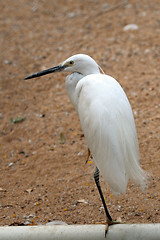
<box><xmin>65</xmin><ymin>54</ymin><xmax>147</xmax><ymax>195</ymax></box>
<box><xmin>24</xmin><ymin>53</ymin><xmax>147</xmax><ymax>226</ymax></box>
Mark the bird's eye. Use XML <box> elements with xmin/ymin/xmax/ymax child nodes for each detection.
<box><xmin>69</xmin><ymin>60</ymin><xmax>74</xmax><ymax>65</ymax></box>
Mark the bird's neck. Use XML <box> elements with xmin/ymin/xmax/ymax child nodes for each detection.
<box><xmin>65</xmin><ymin>72</ymin><xmax>84</xmax><ymax>111</ymax></box>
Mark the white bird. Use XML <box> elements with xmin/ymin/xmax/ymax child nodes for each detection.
<box><xmin>24</xmin><ymin>54</ymin><xmax>147</xmax><ymax>232</ymax></box>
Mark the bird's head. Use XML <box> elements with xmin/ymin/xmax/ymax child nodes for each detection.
<box><xmin>62</xmin><ymin>54</ymin><xmax>100</xmax><ymax>75</ymax></box>
<box><xmin>24</xmin><ymin>54</ymin><xmax>101</xmax><ymax>80</ymax></box>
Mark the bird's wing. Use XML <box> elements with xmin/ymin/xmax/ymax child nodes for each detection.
<box><xmin>76</xmin><ymin>74</ymin><xmax>146</xmax><ymax>195</ymax></box>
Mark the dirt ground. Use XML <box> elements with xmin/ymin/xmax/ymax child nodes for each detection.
<box><xmin>0</xmin><ymin>0</ymin><xmax>159</xmax><ymax>227</ymax></box>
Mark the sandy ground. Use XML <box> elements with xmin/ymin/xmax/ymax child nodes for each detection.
<box><xmin>0</xmin><ymin>0</ymin><xmax>160</xmax><ymax>226</ymax></box>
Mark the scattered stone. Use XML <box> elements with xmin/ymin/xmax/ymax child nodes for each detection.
<box><xmin>11</xmin><ymin>151</ymin><xmax>15</xmax><ymax>157</ymax></box>
<box><xmin>77</xmin><ymin>199</ymin><xmax>88</xmax><ymax>204</ymax></box>
<box><xmin>144</xmin><ymin>49</ymin><xmax>151</xmax><ymax>54</ymax></box>
<box><xmin>29</xmin><ymin>214</ymin><xmax>36</xmax><ymax>218</ymax></box>
<box><xmin>10</xmin><ymin>116</ymin><xmax>26</xmax><ymax>124</ymax></box>
<box><xmin>56</xmin><ymin>84</ymin><xmax>61</xmax><ymax>89</ymax></box>
<box><xmin>19</xmin><ymin>150</ymin><xmax>28</xmax><ymax>157</ymax></box>
<box><xmin>8</xmin><ymin>162</ymin><xmax>14</xmax><ymax>167</ymax></box>
<box><xmin>59</xmin><ymin>132</ymin><xmax>66</xmax><ymax>144</ymax></box>
<box><xmin>4</xmin><ymin>60</ymin><xmax>12</xmax><ymax>65</ymax></box>
<box><xmin>40</xmin><ymin>114</ymin><xmax>45</xmax><ymax>118</ymax></box>
<box><xmin>68</xmin><ymin>12</ymin><xmax>76</xmax><ymax>18</ymax></box>
<box><xmin>0</xmin><ymin>187</ymin><xmax>6</xmax><ymax>192</ymax></box>
<box><xmin>77</xmin><ymin>152</ymin><xmax>83</xmax><ymax>156</ymax></box>
<box><xmin>25</xmin><ymin>188</ymin><xmax>33</xmax><ymax>194</ymax></box>
<box><xmin>102</xmin><ymin>3</ymin><xmax>108</xmax><ymax>8</ymax></box>
<box><xmin>123</xmin><ymin>24</ymin><xmax>139</xmax><ymax>31</ymax></box>
<box><xmin>24</xmin><ymin>220</ymin><xmax>31</xmax><ymax>225</ymax></box>
<box><xmin>46</xmin><ymin>221</ymin><xmax>68</xmax><ymax>226</ymax></box>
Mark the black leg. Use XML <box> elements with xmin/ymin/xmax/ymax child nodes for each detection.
<box><xmin>94</xmin><ymin>167</ymin><xmax>113</xmax><ymax>223</ymax></box>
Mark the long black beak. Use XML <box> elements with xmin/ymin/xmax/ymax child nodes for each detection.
<box><xmin>24</xmin><ymin>64</ymin><xmax>66</xmax><ymax>80</ymax></box>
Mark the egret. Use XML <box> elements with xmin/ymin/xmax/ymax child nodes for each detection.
<box><xmin>24</xmin><ymin>54</ymin><xmax>147</xmax><ymax>233</ymax></box>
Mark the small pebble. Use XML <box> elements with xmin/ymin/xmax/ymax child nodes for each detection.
<box><xmin>102</xmin><ymin>3</ymin><xmax>108</xmax><ymax>8</ymax></box>
<box><xmin>24</xmin><ymin>220</ymin><xmax>31</xmax><ymax>225</ymax></box>
<box><xmin>77</xmin><ymin>152</ymin><xmax>83</xmax><ymax>156</ymax></box>
<box><xmin>29</xmin><ymin>214</ymin><xmax>35</xmax><ymax>218</ymax></box>
<box><xmin>144</xmin><ymin>49</ymin><xmax>151</xmax><ymax>54</ymax></box>
<box><xmin>68</xmin><ymin>12</ymin><xmax>76</xmax><ymax>18</ymax></box>
<box><xmin>56</xmin><ymin>84</ymin><xmax>61</xmax><ymax>89</ymax></box>
<box><xmin>46</xmin><ymin>221</ymin><xmax>68</xmax><ymax>226</ymax></box>
<box><xmin>11</xmin><ymin>151</ymin><xmax>15</xmax><ymax>157</ymax></box>
<box><xmin>40</xmin><ymin>114</ymin><xmax>45</xmax><ymax>118</ymax></box>
<box><xmin>123</xmin><ymin>24</ymin><xmax>139</xmax><ymax>31</ymax></box>
<box><xmin>8</xmin><ymin>162</ymin><xmax>14</xmax><ymax>167</ymax></box>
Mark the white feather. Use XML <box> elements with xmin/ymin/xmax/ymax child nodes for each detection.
<box><xmin>64</xmin><ymin>54</ymin><xmax>147</xmax><ymax>195</ymax></box>
<box><xmin>75</xmin><ymin>74</ymin><xmax>147</xmax><ymax>195</ymax></box>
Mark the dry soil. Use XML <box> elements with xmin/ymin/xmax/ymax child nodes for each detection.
<box><xmin>0</xmin><ymin>0</ymin><xmax>160</xmax><ymax>226</ymax></box>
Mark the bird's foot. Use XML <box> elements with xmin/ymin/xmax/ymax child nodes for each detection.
<box><xmin>105</xmin><ymin>219</ymin><xmax>122</xmax><ymax>237</ymax></box>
